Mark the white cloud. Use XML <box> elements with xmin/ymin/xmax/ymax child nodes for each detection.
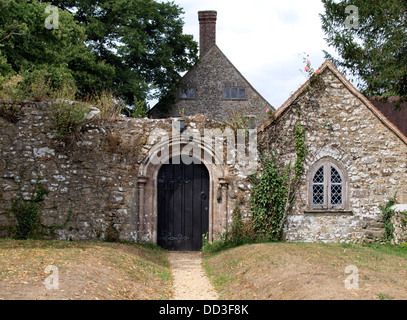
<box><xmin>167</xmin><ymin>0</ymin><xmax>333</xmax><ymax>108</ymax></box>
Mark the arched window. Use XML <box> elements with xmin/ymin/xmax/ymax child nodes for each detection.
<box><xmin>308</xmin><ymin>159</ymin><xmax>348</xmax><ymax>210</ymax></box>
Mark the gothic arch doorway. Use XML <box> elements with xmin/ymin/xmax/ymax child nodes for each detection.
<box><xmin>157</xmin><ymin>158</ymin><xmax>209</xmax><ymax>251</ymax></box>
<box><xmin>137</xmin><ymin>137</ymin><xmax>230</xmax><ymax>249</ymax></box>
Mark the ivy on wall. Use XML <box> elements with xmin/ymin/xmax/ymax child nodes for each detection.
<box><xmin>251</xmin><ymin>109</ymin><xmax>307</xmax><ymax>241</ymax></box>
<box><xmin>9</xmin><ymin>176</ymin><xmax>71</xmax><ymax>239</ymax></box>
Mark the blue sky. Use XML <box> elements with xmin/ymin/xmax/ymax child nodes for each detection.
<box><xmin>169</xmin><ymin>0</ymin><xmax>333</xmax><ymax>109</ymax></box>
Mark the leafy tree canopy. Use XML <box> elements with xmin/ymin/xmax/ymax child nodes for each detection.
<box><xmin>50</xmin><ymin>0</ymin><xmax>199</xmax><ymax>105</ymax></box>
<box><xmin>0</xmin><ymin>0</ymin><xmax>198</xmax><ymax>107</ymax></box>
<box><xmin>0</xmin><ymin>0</ymin><xmax>114</xmax><ymax>94</ymax></box>
<box><xmin>320</xmin><ymin>0</ymin><xmax>407</xmax><ymax>104</ymax></box>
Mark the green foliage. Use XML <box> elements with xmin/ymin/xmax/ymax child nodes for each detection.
<box><xmin>0</xmin><ymin>0</ymin><xmax>112</xmax><ymax>98</ymax></box>
<box><xmin>0</xmin><ymin>0</ymin><xmax>198</xmax><ymax>107</ymax></box>
<box><xmin>131</xmin><ymin>97</ymin><xmax>148</xmax><ymax>119</ymax></box>
<box><xmin>380</xmin><ymin>194</ymin><xmax>398</xmax><ymax>243</ymax></box>
<box><xmin>251</xmin><ymin>113</ymin><xmax>306</xmax><ymax>242</ymax></box>
<box><xmin>9</xmin><ymin>176</ymin><xmax>72</xmax><ymax>239</ymax></box>
<box><xmin>251</xmin><ymin>155</ymin><xmax>290</xmax><ymax>241</ymax></box>
<box><xmin>105</xmin><ymin>222</ymin><xmax>120</xmax><ymax>243</ymax></box>
<box><xmin>11</xmin><ymin>176</ymin><xmax>49</xmax><ymax>240</ymax></box>
<box><xmin>202</xmin><ymin>205</ymin><xmax>256</xmax><ymax>253</ymax></box>
<box><xmin>0</xmin><ymin>74</ymin><xmax>26</xmax><ymax>101</ymax></box>
<box><xmin>320</xmin><ymin>0</ymin><xmax>407</xmax><ymax>103</ymax></box>
<box><xmin>51</xmin><ymin>0</ymin><xmax>199</xmax><ymax>105</ymax></box>
<box><xmin>90</xmin><ymin>89</ymin><xmax>124</xmax><ymax>120</ymax></box>
<box><xmin>50</xmin><ymin>100</ymin><xmax>90</xmax><ymax>139</ymax></box>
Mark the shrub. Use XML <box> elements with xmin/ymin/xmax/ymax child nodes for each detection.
<box><xmin>91</xmin><ymin>89</ymin><xmax>124</xmax><ymax>120</ymax></box>
<box><xmin>0</xmin><ymin>74</ymin><xmax>26</xmax><ymax>101</ymax></box>
<box><xmin>50</xmin><ymin>100</ymin><xmax>90</xmax><ymax>139</ymax></box>
<box><xmin>202</xmin><ymin>204</ymin><xmax>256</xmax><ymax>253</ymax></box>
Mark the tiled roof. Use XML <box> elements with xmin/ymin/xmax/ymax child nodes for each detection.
<box><xmin>368</xmin><ymin>97</ymin><xmax>407</xmax><ymax>138</ymax></box>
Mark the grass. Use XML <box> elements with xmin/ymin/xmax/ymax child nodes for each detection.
<box><xmin>203</xmin><ymin>242</ymin><xmax>407</xmax><ymax>300</ymax></box>
<box><xmin>0</xmin><ymin>239</ymin><xmax>172</xmax><ymax>300</ymax></box>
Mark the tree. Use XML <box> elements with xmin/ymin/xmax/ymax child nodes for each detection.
<box><xmin>0</xmin><ymin>0</ymin><xmax>115</xmax><ymax>94</ymax></box>
<box><xmin>320</xmin><ymin>0</ymin><xmax>407</xmax><ymax>104</ymax></box>
<box><xmin>50</xmin><ymin>0</ymin><xmax>199</xmax><ymax>106</ymax></box>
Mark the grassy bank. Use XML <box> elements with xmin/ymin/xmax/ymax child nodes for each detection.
<box><xmin>0</xmin><ymin>239</ymin><xmax>172</xmax><ymax>300</ymax></box>
<box><xmin>203</xmin><ymin>242</ymin><xmax>407</xmax><ymax>300</ymax></box>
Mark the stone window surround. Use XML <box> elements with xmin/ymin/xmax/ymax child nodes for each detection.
<box><xmin>306</xmin><ymin>157</ymin><xmax>350</xmax><ymax>212</ymax></box>
<box><xmin>137</xmin><ymin>137</ymin><xmax>230</xmax><ymax>244</ymax></box>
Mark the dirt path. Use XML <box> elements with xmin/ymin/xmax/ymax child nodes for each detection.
<box><xmin>168</xmin><ymin>252</ymin><xmax>219</xmax><ymax>300</ymax></box>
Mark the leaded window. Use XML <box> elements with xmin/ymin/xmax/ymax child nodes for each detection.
<box><xmin>309</xmin><ymin>159</ymin><xmax>347</xmax><ymax>210</ymax></box>
<box><xmin>223</xmin><ymin>87</ymin><xmax>246</xmax><ymax>100</ymax></box>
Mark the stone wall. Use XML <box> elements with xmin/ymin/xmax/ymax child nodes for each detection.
<box><xmin>392</xmin><ymin>205</ymin><xmax>407</xmax><ymax>245</ymax></box>
<box><xmin>0</xmin><ymin>101</ymin><xmax>254</xmax><ymax>242</ymax></box>
<box><xmin>258</xmin><ymin>67</ymin><xmax>407</xmax><ymax>243</ymax></box>
<box><xmin>2</xmin><ymin>66</ymin><xmax>406</xmax><ymax>245</ymax></box>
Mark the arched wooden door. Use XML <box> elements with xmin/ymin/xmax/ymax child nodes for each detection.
<box><xmin>157</xmin><ymin>158</ymin><xmax>210</xmax><ymax>251</ymax></box>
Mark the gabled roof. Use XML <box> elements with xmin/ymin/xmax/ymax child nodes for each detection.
<box><xmin>200</xmin><ymin>44</ymin><xmax>275</xmax><ymax>111</ymax></box>
<box><xmin>258</xmin><ymin>60</ymin><xmax>407</xmax><ymax>146</ymax></box>
<box><xmin>148</xmin><ymin>44</ymin><xmax>274</xmax><ymax>116</ymax></box>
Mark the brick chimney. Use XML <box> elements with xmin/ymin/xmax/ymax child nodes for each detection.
<box><xmin>198</xmin><ymin>11</ymin><xmax>217</xmax><ymax>57</ymax></box>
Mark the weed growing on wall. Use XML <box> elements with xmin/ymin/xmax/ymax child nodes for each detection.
<box><xmin>11</xmin><ymin>176</ymin><xmax>49</xmax><ymax>239</ymax></box>
<box><xmin>380</xmin><ymin>196</ymin><xmax>397</xmax><ymax>242</ymax></box>
<box><xmin>9</xmin><ymin>176</ymin><xmax>72</xmax><ymax>239</ymax></box>
<box><xmin>380</xmin><ymin>193</ymin><xmax>407</xmax><ymax>244</ymax></box>
<box><xmin>50</xmin><ymin>100</ymin><xmax>90</xmax><ymax>139</ymax></box>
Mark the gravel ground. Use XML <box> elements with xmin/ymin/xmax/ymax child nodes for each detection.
<box><xmin>169</xmin><ymin>252</ymin><xmax>219</xmax><ymax>300</ymax></box>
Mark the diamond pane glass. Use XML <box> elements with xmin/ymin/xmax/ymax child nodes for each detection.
<box><xmin>331</xmin><ymin>166</ymin><xmax>342</xmax><ymax>184</ymax></box>
<box><xmin>313</xmin><ymin>184</ymin><xmax>325</xmax><ymax>205</ymax></box>
<box><xmin>331</xmin><ymin>184</ymin><xmax>343</xmax><ymax>205</ymax></box>
<box><xmin>313</xmin><ymin>166</ymin><xmax>324</xmax><ymax>183</ymax></box>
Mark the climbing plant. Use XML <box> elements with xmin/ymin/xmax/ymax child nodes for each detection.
<box><xmin>251</xmin><ymin>111</ymin><xmax>307</xmax><ymax>242</ymax></box>
<box><xmin>380</xmin><ymin>193</ymin><xmax>406</xmax><ymax>243</ymax></box>
<box><xmin>251</xmin><ymin>155</ymin><xmax>290</xmax><ymax>241</ymax></box>
<box><xmin>10</xmin><ymin>176</ymin><xmax>72</xmax><ymax>239</ymax></box>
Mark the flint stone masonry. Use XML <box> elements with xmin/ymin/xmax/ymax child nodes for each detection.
<box><xmin>392</xmin><ymin>205</ymin><xmax>407</xmax><ymax>245</ymax></box>
<box><xmin>149</xmin><ymin>45</ymin><xmax>273</xmax><ymax>124</ymax></box>
<box><xmin>0</xmin><ymin>101</ymin><xmax>251</xmax><ymax>242</ymax></box>
<box><xmin>1</xmin><ymin>61</ymin><xmax>406</xmax><ymax>245</ymax></box>
<box><xmin>258</xmin><ymin>65</ymin><xmax>407</xmax><ymax>243</ymax></box>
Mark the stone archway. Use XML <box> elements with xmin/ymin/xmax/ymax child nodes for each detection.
<box><xmin>137</xmin><ymin>136</ymin><xmax>229</xmax><ymax>246</ymax></box>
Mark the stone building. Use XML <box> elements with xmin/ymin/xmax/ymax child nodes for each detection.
<box><xmin>258</xmin><ymin>60</ymin><xmax>407</xmax><ymax>243</ymax></box>
<box><xmin>0</xmin><ymin>10</ymin><xmax>406</xmax><ymax>249</ymax></box>
<box><xmin>149</xmin><ymin>11</ymin><xmax>274</xmax><ymax>123</ymax></box>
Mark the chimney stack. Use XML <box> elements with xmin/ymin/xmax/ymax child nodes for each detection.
<box><xmin>198</xmin><ymin>11</ymin><xmax>217</xmax><ymax>57</ymax></box>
